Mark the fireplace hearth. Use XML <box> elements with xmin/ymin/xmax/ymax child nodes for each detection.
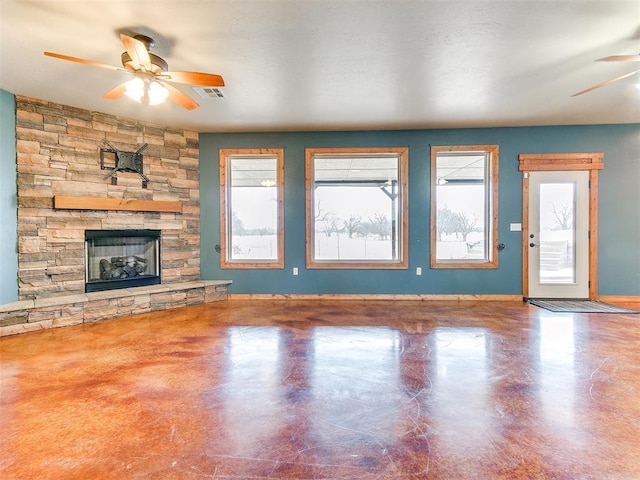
<box><xmin>85</xmin><ymin>230</ymin><xmax>161</xmax><ymax>293</ymax></box>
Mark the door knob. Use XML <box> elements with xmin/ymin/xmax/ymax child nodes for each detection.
<box><xmin>529</xmin><ymin>242</ymin><xmax>537</xmax><ymax>247</ymax></box>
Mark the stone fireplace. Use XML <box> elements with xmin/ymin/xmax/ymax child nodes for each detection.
<box><xmin>15</xmin><ymin>96</ymin><xmax>202</xmax><ymax>301</ymax></box>
<box><xmin>85</xmin><ymin>230</ymin><xmax>161</xmax><ymax>292</ymax></box>
<box><xmin>2</xmin><ymin>96</ymin><xmax>231</xmax><ymax>337</ymax></box>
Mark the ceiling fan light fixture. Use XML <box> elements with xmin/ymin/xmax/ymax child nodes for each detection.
<box><xmin>123</xmin><ymin>77</ymin><xmax>168</xmax><ymax>106</ymax></box>
<box><xmin>148</xmin><ymin>81</ymin><xmax>169</xmax><ymax>105</ymax></box>
<box><xmin>124</xmin><ymin>77</ymin><xmax>144</xmax><ymax>103</ymax></box>
<box><xmin>44</xmin><ymin>33</ymin><xmax>223</xmax><ymax>110</ymax></box>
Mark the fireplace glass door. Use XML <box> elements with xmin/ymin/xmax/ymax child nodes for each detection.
<box><xmin>85</xmin><ymin>230</ymin><xmax>161</xmax><ymax>292</ymax></box>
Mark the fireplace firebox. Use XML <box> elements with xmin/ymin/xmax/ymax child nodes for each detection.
<box><xmin>85</xmin><ymin>230</ymin><xmax>161</xmax><ymax>293</ymax></box>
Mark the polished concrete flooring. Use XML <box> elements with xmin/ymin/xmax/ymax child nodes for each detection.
<box><xmin>1</xmin><ymin>299</ymin><xmax>640</xmax><ymax>479</ymax></box>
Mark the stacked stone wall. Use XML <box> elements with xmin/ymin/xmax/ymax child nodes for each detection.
<box><xmin>15</xmin><ymin>96</ymin><xmax>201</xmax><ymax>300</ymax></box>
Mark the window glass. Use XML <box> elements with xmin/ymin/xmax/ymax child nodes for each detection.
<box><xmin>219</xmin><ymin>149</ymin><xmax>284</xmax><ymax>268</ymax></box>
<box><xmin>306</xmin><ymin>148</ymin><xmax>408</xmax><ymax>269</ymax></box>
<box><xmin>538</xmin><ymin>182</ymin><xmax>576</xmax><ymax>284</ymax></box>
<box><xmin>431</xmin><ymin>145</ymin><xmax>498</xmax><ymax>269</ymax></box>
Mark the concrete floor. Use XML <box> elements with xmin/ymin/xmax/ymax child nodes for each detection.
<box><xmin>1</xmin><ymin>299</ymin><xmax>640</xmax><ymax>479</ymax></box>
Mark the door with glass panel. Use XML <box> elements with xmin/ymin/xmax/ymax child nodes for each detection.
<box><xmin>527</xmin><ymin>171</ymin><xmax>590</xmax><ymax>299</ymax></box>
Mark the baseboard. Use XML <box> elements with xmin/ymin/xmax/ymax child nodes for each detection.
<box><xmin>228</xmin><ymin>293</ymin><xmax>522</xmax><ymax>301</ymax></box>
<box><xmin>598</xmin><ymin>295</ymin><xmax>640</xmax><ymax>303</ymax></box>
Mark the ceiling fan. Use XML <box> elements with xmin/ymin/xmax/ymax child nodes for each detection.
<box><xmin>44</xmin><ymin>34</ymin><xmax>224</xmax><ymax>110</ymax></box>
<box><xmin>572</xmin><ymin>54</ymin><xmax>640</xmax><ymax>97</ymax></box>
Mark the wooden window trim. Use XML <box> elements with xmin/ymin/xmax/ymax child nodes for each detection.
<box><xmin>430</xmin><ymin>145</ymin><xmax>499</xmax><ymax>269</ymax></box>
<box><xmin>305</xmin><ymin>147</ymin><xmax>409</xmax><ymax>269</ymax></box>
<box><xmin>219</xmin><ymin>148</ymin><xmax>285</xmax><ymax>269</ymax></box>
<box><xmin>518</xmin><ymin>153</ymin><xmax>603</xmax><ymax>172</ymax></box>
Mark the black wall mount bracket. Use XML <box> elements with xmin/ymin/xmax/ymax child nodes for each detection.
<box><xmin>100</xmin><ymin>141</ymin><xmax>150</xmax><ymax>188</ymax></box>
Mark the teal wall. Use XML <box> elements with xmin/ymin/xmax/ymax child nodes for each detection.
<box><xmin>0</xmin><ymin>89</ymin><xmax>17</xmax><ymax>304</ymax></box>
<box><xmin>200</xmin><ymin>124</ymin><xmax>640</xmax><ymax>296</ymax></box>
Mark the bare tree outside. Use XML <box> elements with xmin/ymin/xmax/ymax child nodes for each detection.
<box><xmin>322</xmin><ymin>215</ymin><xmax>342</xmax><ymax>237</ymax></box>
<box><xmin>368</xmin><ymin>212</ymin><xmax>391</xmax><ymax>240</ymax></box>
<box><xmin>231</xmin><ymin>211</ymin><xmax>245</xmax><ymax>235</ymax></box>
<box><xmin>437</xmin><ymin>205</ymin><xmax>456</xmax><ymax>240</ymax></box>
<box><xmin>437</xmin><ymin>207</ymin><xmax>478</xmax><ymax>241</ymax></box>
<box><xmin>342</xmin><ymin>214</ymin><xmax>363</xmax><ymax>238</ymax></box>
<box><xmin>454</xmin><ymin>211</ymin><xmax>478</xmax><ymax>241</ymax></box>
<box><xmin>551</xmin><ymin>202</ymin><xmax>573</xmax><ymax>230</ymax></box>
<box><xmin>314</xmin><ymin>201</ymin><xmax>332</xmax><ymax>223</ymax></box>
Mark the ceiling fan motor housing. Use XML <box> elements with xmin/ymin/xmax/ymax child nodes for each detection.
<box><xmin>120</xmin><ymin>36</ymin><xmax>168</xmax><ymax>74</ymax></box>
<box><xmin>121</xmin><ymin>52</ymin><xmax>168</xmax><ymax>74</ymax></box>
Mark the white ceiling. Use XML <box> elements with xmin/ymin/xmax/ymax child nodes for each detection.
<box><xmin>1</xmin><ymin>0</ymin><xmax>639</xmax><ymax>133</ymax></box>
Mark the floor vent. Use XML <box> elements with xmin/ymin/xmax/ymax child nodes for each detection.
<box><xmin>193</xmin><ymin>87</ymin><xmax>225</xmax><ymax>99</ymax></box>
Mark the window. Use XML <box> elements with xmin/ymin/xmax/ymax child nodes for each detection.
<box><xmin>305</xmin><ymin>147</ymin><xmax>408</xmax><ymax>269</ymax></box>
<box><xmin>430</xmin><ymin>145</ymin><xmax>498</xmax><ymax>269</ymax></box>
<box><xmin>219</xmin><ymin>149</ymin><xmax>284</xmax><ymax>269</ymax></box>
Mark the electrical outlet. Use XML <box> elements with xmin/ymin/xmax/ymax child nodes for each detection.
<box><xmin>416</xmin><ymin>267</ymin><xmax>422</xmax><ymax>276</ymax></box>
<box><xmin>293</xmin><ymin>267</ymin><xmax>299</xmax><ymax>276</ymax></box>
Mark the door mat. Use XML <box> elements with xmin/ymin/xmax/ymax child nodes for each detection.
<box><xmin>528</xmin><ymin>299</ymin><xmax>640</xmax><ymax>314</ymax></box>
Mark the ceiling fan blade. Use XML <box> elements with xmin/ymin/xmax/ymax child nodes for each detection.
<box><xmin>571</xmin><ymin>68</ymin><xmax>640</xmax><ymax>97</ymax></box>
<box><xmin>597</xmin><ymin>55</ymin><xmax>640</xmax><ymax>62</ymax></box>
<box><xmin>120</xmin><ymin>34</ymin><xmax>152</xmax><ymax>71</ymax></box>
<box><xmin>163</xmin><ymin>82</ymin><xmax>199</xmax><ymax>110</ymax></box>
<box><xmin>103</xmin><ymin>82</ymin><xmax>127</xmax><ymax>100</ymax></box>
<box><xmin>164</xmin><ymin>71</ymin><xmax>225</xmax><ymax>87</ymax></box>
<box><xmin>44</xmin><ymin>51</ymin><xmax>125</xmax><ymax>72</ymax></box>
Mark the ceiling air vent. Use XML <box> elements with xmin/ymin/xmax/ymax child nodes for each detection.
<box><xmin>193</xmin><ymin>87</ymin><xmax>225</xmax><ymax>99</ymax></box>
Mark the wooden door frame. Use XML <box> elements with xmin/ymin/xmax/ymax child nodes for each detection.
<box><xmin>518</xmin><ymin>153</ymin><xmax>603</xmax><ymax>300</ymax></box>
